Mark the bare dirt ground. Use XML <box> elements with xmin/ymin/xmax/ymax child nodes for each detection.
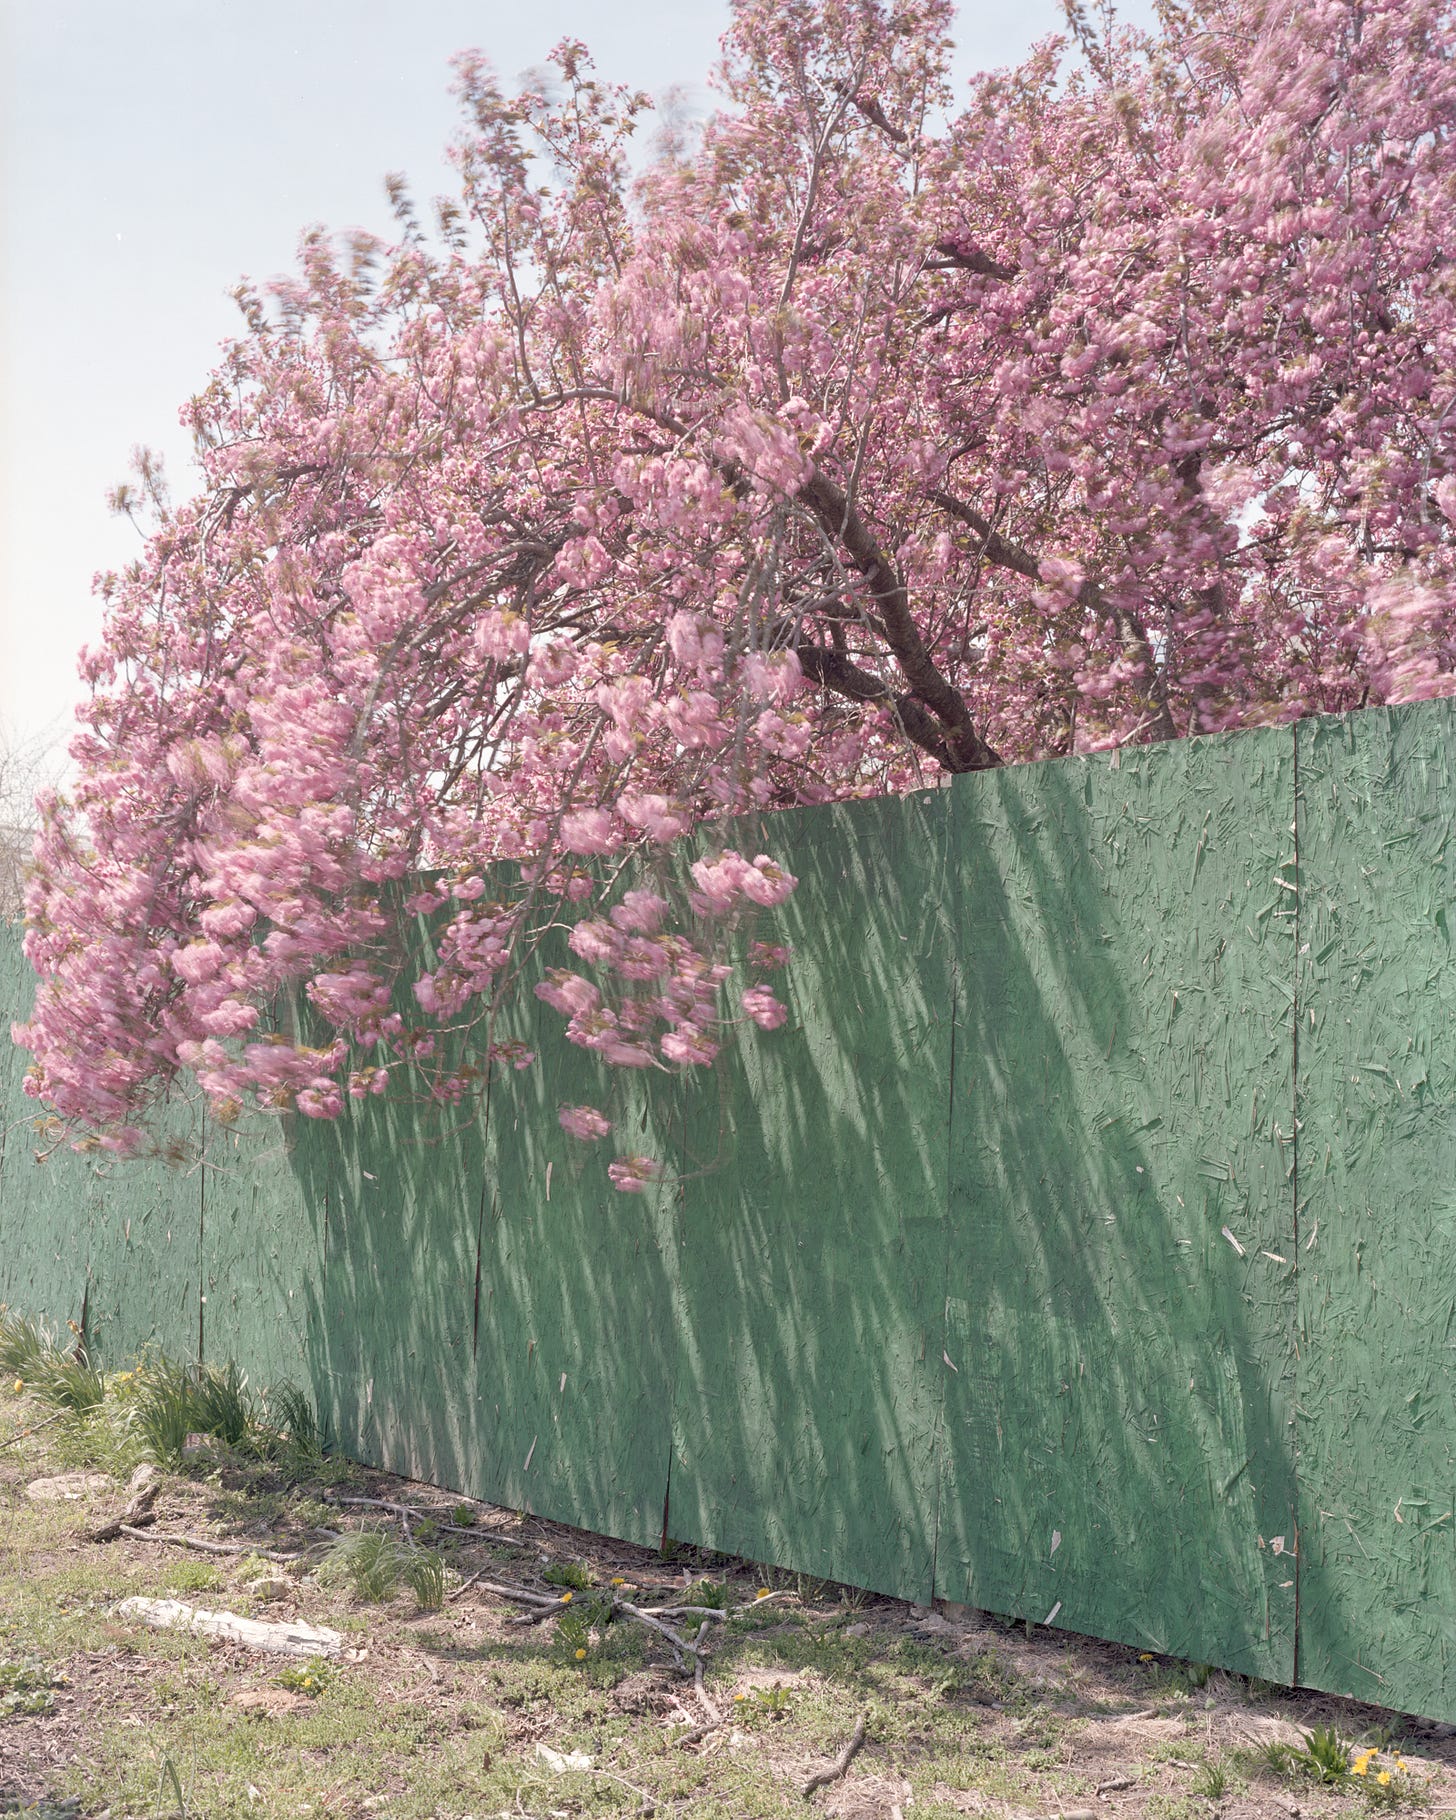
<box><xmin>3</xmin><ymin>1384</ymin><xmax>1454</xmax><ymax>1820</ymax></box>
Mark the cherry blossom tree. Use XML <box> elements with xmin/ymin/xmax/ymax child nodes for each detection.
<box><xmin>15</xmin><ymin>0</ymin><xmax>1456</xmax><ymax>1176</ymax></box>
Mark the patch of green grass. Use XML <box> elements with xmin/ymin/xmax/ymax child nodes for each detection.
<box><xmin>161</xmin><ymin>1559</ymin><xmax>226</xmax><ymax>1596</ymax></box>
<box><xmin>402</xmin><ymin>1549</ymin><xmax>447</xmax><ymax>1613</ymax></box>
<box><xmin>542</xmin><ymin>1559</ymin><xmax>594</xmax><ymax>1592</ymax></box>
<box><xmin>1192</xmin><ymin>1756</ymin><xmax>1231</xmax><ymax>1801</ymax></box>
<box><xmin>0</xmin><ymin>1309</ymin><xmax>52</xmax><ymax>1378</ymax></box>
<box><xmin>323</xmin><ymin>1528</ymin><xmax>403</xmax><ymax>1603</ymax></box>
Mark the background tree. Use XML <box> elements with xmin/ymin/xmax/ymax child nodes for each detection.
<box><xmin>0</xmin><ymin>734</ymin><xmax>49</xmax><ymax>925</ymax></box>
<box><xmin>14</xmin><ymin>0</ymin><xmax>1456</xmax><ymax>1175</ymax></box>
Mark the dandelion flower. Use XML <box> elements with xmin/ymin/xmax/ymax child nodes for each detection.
<box><xmin>560</xmin><ymin>1591</ymin><xmax>573</xmax><ymax>1603</ymax></box>
<box><xmin>610</xmin><ymin>1576</ymin><xmax>625</xmax><ymax>1587</ymax></box>
<box><xmin>1378</xmin><ymin>1771</ymin><xmax>1392</xmax><ymax>1786</ymax></box>
<box><xmin>575</xmin><ymin>1647</ymin><xmax>587</xmax><ymax>1661</ymax></box>
<box><xmin>12</xmin><ymin>1379</ymin><xmax>22</xmax><ymax>1393</ymax></box>
<box><xmin>756</xmin><ymin>1588</ymin><xmax>772</xmax><ymax>1599</ymax></box>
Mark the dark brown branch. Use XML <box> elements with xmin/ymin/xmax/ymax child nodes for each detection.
<box><xmin>929</xmin><ymin>490</ymin><xmax>1040</xmax><ymax>580</ymax></box>
<box><xmin>796</xmin><ymin>644</ymin><xmax>959</xmax><ymax>771</ymax></box>
<box><xmin>799</xmin><ymin>472</ymin><xmax>1001</xmax><ymax>771</ymax></box>
<box><xmin>927</xmin><ymin>239</ymin><xmax>1019</xmax><ymax>281</ymax></box>
<box><xmin>845</xmin><ymin>90</ymin><xmax>908</xmax><ymax>143</ymax></box>
<box><xmin>802</xmin><ymin>1710</ymin><xmax>869</xmax><ymax>1797</ymax></box>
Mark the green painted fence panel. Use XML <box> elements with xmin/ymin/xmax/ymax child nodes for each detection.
<box><xmin>7</xmin><ymin>697</ymin><xmax>1456</xmax><ymax>1721</ymax></box>
<box><xmin>0</xmin><ymin>938</ymin><xmax>95</xmax><ymax>1337</ymax></box>
<box><xmin>938</xmin><ymin>733</ymin><xmax>1299</xmax><ymax>1679</ymax></box>
<box><xmin>201</xmin><ymin>1124</ymin><xmax>325</xmax><ymax>1397</ymax></box>
<box><xmin>469</xmin><ymin>967</ymin><xmax>680</xmax><ymax>1549</ymax></box>
<box><xmin>669</xmin><ymin>794</ymin><xmax>956</xmax><ymax>1601</ymax></box>
<box><xmin>85</xmin><ymin>1150</ymin><xmax>201</xmax><ymax>1366</ymax></box>
<box><xmin>298</xmin><ymin>1100</ymin><xmax>485</xmax><ymax>1491</ymax></box>
<box><xmin>1295</xmin><ymin>703</ymin><xmax>1456</xmax><ymax>1714</ymax></box>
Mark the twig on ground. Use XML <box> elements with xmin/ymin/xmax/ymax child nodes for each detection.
<box><xmin>0</xmin><ymin>1409</ymin><xmax>68</xmax><ymax>1450</ymax></box>
<box><xmin>117</xmin><ymin>1524</ymin><xmax>300</xmax><ymax>1563</ymax></box>
<box><xmin>470</xmin><ymin>1576</ymin><xmax>565</xmax><ymax>1608</ymax></box>
<box><xmin>615</xmin><ymin>1596</ymin><xmax>698</xmax><ymax>1669</ymax></box>
<box><xmin>802</xmin><ymin>1709</ymin><xmax>868</xmax><ymax>1797</ymax></box>
<box><xmin>1097</xmin><ymin>1775</ymin><xmax>1138</xmax><ymax>1795</ymax></box>
<box><xmin>87</xmin><ymin>1472</ymin><xmax>163</xmax><ymax>1543</ymax></box>
<box><xmin>694</xmin><ymin>1652</ymin><xmax>721</xmax><ymax>1725</ymax></box>
<box><xmin>330</xmin><ymin>1492</ymin><xmax>530</xmax><ymax>1548</ymax></box>
<box><xmin>447</xmin><ymin>1569</ymin><xmax>486</xmax><ymax>1603</ymax></box>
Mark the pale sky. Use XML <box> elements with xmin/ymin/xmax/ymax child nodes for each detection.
<box><xmin>0</xmin><ymin>0</ymin><xmax>1152</xmax><ymax>776</ymax></box>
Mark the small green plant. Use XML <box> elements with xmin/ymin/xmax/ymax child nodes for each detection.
<box><xmin>733</xmin><ymin>1681</ymin><xmax>792</xmax><ymax>1721</ymax></box>
<box><xmin>683</xmin><ymin>1579</ymin><xmax>731</xmax><ymax>1609</ymax></box>
<box><xmin>449</xmin><ymin>1503</ymin><xmax>477</xmax><ymax>1527</ymax></box>
<box><xmin>325</xmin><ymin>1529</ymin><xmax>403</xmax><ymax>1603</ymax></box>
<box><xmin>262</xmin><ymin>1382</ymin><xmax>321</xmax><ymax>1457</ymax></box>
<box><xmin>0</xmin><ymin>1660</ymin><xmax>65</xmax><ymax>1720</ymax></box>
<box><xmin>542</xmin><ymin>1560</ymin><xmax>594</xmax><ymax>1592</ymax></box>
<box><xmin>191</xmin><ymin>1359</ymin><xmax>254</xmax><ymax>1447</ymax></box>
<box><xmin>1283</xmin><ymin>1726</ymin><xmax>1351</xmax><ymax>1784</ymax></box>
<box><xmin>403</xmin><ymin>1549</ymin><xmax>447</xmax><ymax>1613</ymax></box>
<box><xmin>132</xmin><ymin>1359</ymin><xmax>205</xmax><ymax>1466</ymax></box>
<box><xmin>0</xmin><ymin>1313</ymin><xmax>104</xmax><ymax>1414</ymax></box>
<box><xmin>1192</xmin><ymin>1758</ymin><xmax>1230</xmax><ymax>1801</ymax></box>
<box><xmin>276</xmin><ymin>1660</ymin><xmax>332</xmax><ymax>1698</ymax></box>
<box><xmin>157</xmin><ymin>1754</ymin><xmax>189</xmax><ymax>1819</ymax></box>
<box><xmin>0</xmin><ymin>1310</ymin><xmax>50</xmax><ymax>1380</ymax></box>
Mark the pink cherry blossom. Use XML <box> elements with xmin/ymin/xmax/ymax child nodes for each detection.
<box><xmin>559</xmin><ymin>1104</ymin><xmax>612</xmax><ymax>1141</ymax></box>
<box><xmin>12</xmin><ymin>0</ymin><xmax>1456</xmax><ymax>1192</ymax></box>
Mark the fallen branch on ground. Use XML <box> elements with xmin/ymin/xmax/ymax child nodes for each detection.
<box><xmin>802</xmin><ymin>1710</ymin><xmax>868</xmax><ymax>1797</ymax></box>
<box><xmin>329</xmin><ymin>1492</ymin><xmax>530</xmax><ymax>1547</ymax></box>
<box><xmin>694</xmin><ymin>1652</ymin><xmax>721</xmax><ymax>1726</ymax></box>
<box><xmin>87</xmin><ymin>1470</ymin><xmax>163</xmax><ymax>1542</ymax></box>
<box><xmin>1097</xmin><ymin>1776</ymin><xmax>1138</xmax><ymax>1795</ymax></box>
<box><xmin>117</xmin><ymin>1524</ymin><xmax>300</xmax><ymax>1563</ymax></box>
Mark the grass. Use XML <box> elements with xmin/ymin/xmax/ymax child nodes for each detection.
<box><xmin>1</xmin><ymin>1343</ymin><xmax>1448</xmax><ymax>1820</ymax></box>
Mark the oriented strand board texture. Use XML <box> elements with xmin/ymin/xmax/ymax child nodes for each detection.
<box><xmin>1295</xmin><ymin>703</ymin><xmax>1456</xmax><ymax>1714</ymax></box>
<box><xmin>0</xmin><ymin>936</ymin><xmax>98</xmax><ymax>1338</ymax></box>
<box><xmin>670</xmin><ymin>794</ymin><xmax>956</xmax><ymax>1601</ymax></box>
<box><xmin>939</xmin><ymin>734</ymin><xmax>1299</xmax><ymax>1680</ymax></box>
<box><xmin>5</xmin><ymin>699</ymin><xmax>1456</xmax><ymax>1721</ymax></box>
<box><xmin>471</xmin><ymin>997</ymin><xmax>680</xmax><ymax>1550</ymax></box>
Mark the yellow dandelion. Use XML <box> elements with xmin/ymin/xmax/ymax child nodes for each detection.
<box><xmin>560</xmin><ymin>1591</ymin><xmax>573</xmax><ymax>1603</ymax></box>
<box><xmin>1353</xmin><ymin>1759</ymin><xmax>1370</xmax><ymax>1776</ymax></box>
<box><xmin>733</xmin><ymin>1693</ymin><xmax>746</xmax><ymax>1702</ymax></box>
<box><xmin>756</xmin><ymin>1588</ymin><xmax>772</xmax><ymax>1599</ymax></box>
<box><xmin>12</xmin><ymin>1379</ymin><xmax>22</xmax><ymax>1393</ymax></box>
<box><xmin>1378</xmin><ymin>1771</ymin><xmax>1392</xmax><ymax>1786</ymax></box>
<box><xmin>1138</xmin><ymin>1652</ymin><xmax>1154</xmax><ymax>1662</ymax></box>
<box><xmin>575</xmin><ymin>1647</ymin><xmax>587</xmax><ymax>1661</ymax></box>
<box><xmin>1396</xmin><ymin>1758</ymin><xmax>1408</xmax><ymax>1771</ymax></box>
<box><xmin>610</xmin><ymin>1577</ymin><xmax>625</xmax><ymax>1587</ymax></box>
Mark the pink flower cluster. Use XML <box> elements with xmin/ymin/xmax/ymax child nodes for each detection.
<box><xmin>14</xmin><ymin>0</ymin><xmax>1456</xmax><ymax>1188</ymax></box>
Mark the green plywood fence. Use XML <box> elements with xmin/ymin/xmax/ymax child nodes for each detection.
<box><xmin>2</xmin><ymin>699</ymin><xmax>1454</xmax><ymax>1719</ymax></box>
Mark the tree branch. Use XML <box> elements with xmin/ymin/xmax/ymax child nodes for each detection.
<box><xmin>800</xmin><ymin>472</ymin><xmax>1000</xmax><ymax>770</ymax></box>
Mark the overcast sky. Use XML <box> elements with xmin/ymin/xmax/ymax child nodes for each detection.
<box><xmin>0</xmin><ymin>0</ymin><xmax>1152</xmax><ymax>775</ymax></box>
